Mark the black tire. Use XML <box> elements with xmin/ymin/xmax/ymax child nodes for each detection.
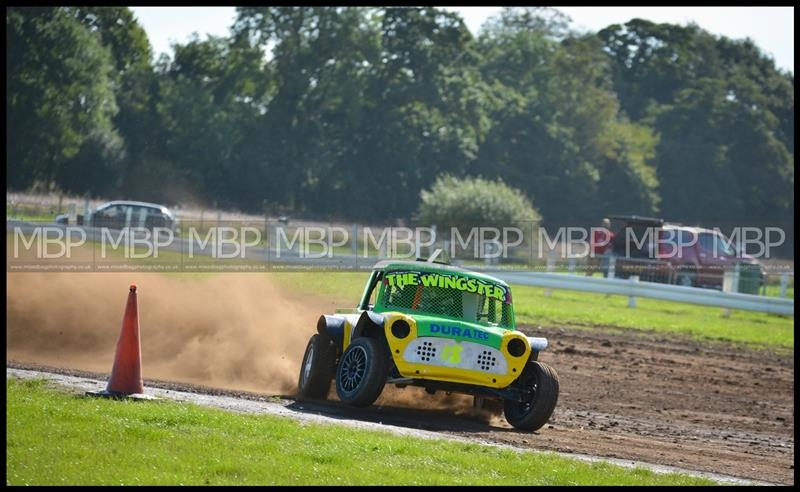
<box><xmin>297</xmin><ymin>334</ymin><xmax>337</xmax><ymax>399</ymax></box>
<box><xmin>504</xmin><ymin>361</ymin><xmax>559</xmax><ymax>431</ymax></box>
<box><xmin>335</xmin><ymin>337</ymin><xmax>389</xmax><ymax>408</ymax></box>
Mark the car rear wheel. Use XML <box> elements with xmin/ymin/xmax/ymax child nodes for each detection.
<box><xmin>335</xmin><ymin>337</ymin><xmax>389</xmax><ymax>408</ymax></box>
<box><xmin>297</xmin><ymin>334</ymin><xmax>337</xmax><ymax>399</ymax></box>
<box><xmin>504</xmin><ymin>361</ymin><xmax>559</xmax><ymax>431</ymax></box>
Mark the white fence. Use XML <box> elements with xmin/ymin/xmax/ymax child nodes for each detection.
<box><xmin>493</xmin><ymin>271</ymin><xmax>794</xmax><ymax>316</ymax></box>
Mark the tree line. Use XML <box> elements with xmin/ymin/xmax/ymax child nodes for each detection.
<box><xmin>6</xmin><ymin>7</ymin><xmax>794</xmax><ymax>228</ymax></box>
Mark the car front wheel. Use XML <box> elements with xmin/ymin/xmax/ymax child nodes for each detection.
<box><xmin>335</xmin><ymin>337</ymin><xmax>389</xmax><ymax>408</ymax></box>
<box><xmin>504</xmin><ymin>361</ymin><xmax>559</xmax><ymax>431</ymax></box>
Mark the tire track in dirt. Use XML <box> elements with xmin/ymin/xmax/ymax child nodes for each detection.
<box><xmin>501</xmin><ymin>324</ymin><xmax>794</xmax><ymax>484</ymax></box>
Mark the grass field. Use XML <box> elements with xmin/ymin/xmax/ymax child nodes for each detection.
<box><xmin>271</xmin><ymin>272</ymin><xmax>794</xmax><ymax>350</ymax></box>
<box><xmin>511</xmin><ymin>284</ymin><xmax>793</xmax><ymax>349</ymax></box>
<box><xmin>6</xmin><ymin>206</ymin><xmax>57</xmax><ymax>222</ymax></box>
<box><xmin>6</xmin><ymin>379</ymin><xmax>716</xmax><ymax>486</ymax></box>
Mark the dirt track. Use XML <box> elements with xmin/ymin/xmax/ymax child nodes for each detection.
<box><xmin>475</xmin><ymin>325</ymin><xmax>795</xmax><ymax>485</ymax></box>
<box><xmin>5</xmin><ymin>273</ymin><xmax>795</xmax><ymax>484</ymax></box>
<box><xmin>8</xmin><ymin>325</ymin><xmax>794</xmax><ymax>484</ymax></box>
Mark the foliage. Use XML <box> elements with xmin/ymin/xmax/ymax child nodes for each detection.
<box><xmin>473</xmin><ymin>22</ymin><xmax>661</xmax><ymax>224</ymax></box>
<box><xmin>5</xmin><ymin>7</ymin><xmax>794</xmax><ymax>231</ymax></box>
<box><xmin>599</xmin><ymin>19</ymin><xmax>794</xmax><ymax>225</ymax></box>
<box><xmin>6</xmin><ymin>7</ymin><xmax>120</xmax><ymax>190</ymax></box>
<box><xmin>416</xmin><ymin>175</ymin><xmax>540</xmax><ymax>232</ymax></box>
<box><xmin>70</xmin><ymin>7</ymin><xmax>164</xmax><ymax>194</ymax></box>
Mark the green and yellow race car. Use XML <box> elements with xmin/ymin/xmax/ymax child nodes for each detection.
<box><xmin>298</xmin><ymin>258</ymin><xmax>559</xmax><ymax>431</ymax></box>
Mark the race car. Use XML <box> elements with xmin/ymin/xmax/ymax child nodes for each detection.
<box><xmin>298</xmin><ymin>258</ymin><xmax>559</xmax><ymax>431</ymax></box>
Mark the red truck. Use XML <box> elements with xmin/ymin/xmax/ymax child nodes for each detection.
<box><xmin>603</xmin><ymin>215</ymin><xmax>764</xmax><ymax>293</ymax></box>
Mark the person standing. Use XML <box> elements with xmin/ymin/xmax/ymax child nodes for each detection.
<box><xmin>587</xmin><ymin>218</ymin><xmax>615</xmax><ymax>276</ymax></box>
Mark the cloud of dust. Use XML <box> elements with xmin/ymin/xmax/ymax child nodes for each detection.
<box><xmin>7</xmin><ymin>272</ymin><xmax>326</xmax><ymax>393</ymax></box>
<box><xmin>375</xmin><ymin>385</ymin><xmax>502</xmax><ymax>423</ymax></box>
<box><xmin>7</xmin><ymin>271</ymin><xmax>505</xmax><ymax>423</ymax></box>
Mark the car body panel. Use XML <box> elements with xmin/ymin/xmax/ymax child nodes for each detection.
<box><xmin>394</xmin><ymin>313</ymin><xmax>505</xmax><ymax>349</ymax></box>
<box><xmin>381</xmin><ymin>311</ymin><xmax>531</xmax><ymax>388</ymax></box>
<box><xmin>55</xmin><ymin>200</ymin><xmax>177</xmax><ymax>231</ymax></box>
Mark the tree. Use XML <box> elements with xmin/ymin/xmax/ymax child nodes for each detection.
<box><xmin>652</xmin><ymin>78</ymin><xmax>793</xmax><ymax>224</ymax></box>
<box><xmin>597</xmin><ymin>19</ymin><xmax>721</xmax><ymax>121</ymax></box>
<box><xmin>6</xmin><ymin>6</ymin><xmax>791</xmax><ymax>233</ymax></box>
<box><xmin>598</xmin><ymin>19</ymin><xmax>793</xmax><ymax>155</ymax></box>
<box><xmin>70</xmin><ymin>6</ymin><xmax>162</xmax><ymax>188</ymax></box>
<box><xmin>338</xmin><ymin>7</ymin><xmax>491</xmax><ymax>219</ymax></box>
<box><xmin>479</xmin><ymin>6</ymin><xmax>574</xmax><ymax>40</ymax></box>
<box><xmin>233</xmin><ymin>7</ymin><xmax>382</xmax><ymax>214</ymax></box>
<box><xmin>600</xmin><ymin>20</ymin><xmax>794</xmax><ymax>225</ymax></box>
<box><xmin>233</xmin><ymin>7</ymin><xmax>493</xmax><ymax>219</ymax></box>
<box><xmin>474</xmin><ymin>9</ymin><xmax>659</xmax><ymax>225</ymax></box>
<box><xmin>6</xmin><ymin>7</ymin><xmax>119</xmax><ymax>190</ymax></box>
<box><xmin>156</xmin><ymin>34</ymin><xmax>268</xmax><ymax>209</ymax></box>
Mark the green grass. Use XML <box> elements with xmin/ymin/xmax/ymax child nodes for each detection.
<box><xmin>268</xmin><ymin>272</ymin><xmax>794</xmax><ymax>350</ymax></box>
<box><xmin>763</xmin><ymin>283</ymin><xmax>794</xmax><ymax>299</ymax></box>
<box><xmin>273</xmin><ymin>271</ymin><xmax>367</xmax><ymax>302</ymax></box>
<box><xmin>510</xmin><ymin>285</ymin><xmax>793</xmax><ymax>349</ymax></box>
<box><xmin>6</xmin><ymin>379</ymin><xmax>716</xmax><ymax>486</ymax></box>
<box><xmin>6</xmin><ymin>206</ymin><xmax>57</xmax><ymax>222</ymax></box>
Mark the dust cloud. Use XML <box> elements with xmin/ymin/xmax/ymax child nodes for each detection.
<box><xmin>7</xmin><ymin>272</ymin><xmax>326</xmax><ymax>393</ymax></box>
<box><xmin>376</xmin><ymin>386</ymin><xmax>502</xmax><ymax>422</ymax></box>
<box><xmin>7</xmin><ymin>271</ymin><xmax>500</xmax><ymax>420</ymax></box>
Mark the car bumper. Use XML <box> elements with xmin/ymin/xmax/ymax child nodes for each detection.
<box><xmin>382</xmin><ymin>313</ymin><xmax>540</xmax><ymax>389</ymax></box>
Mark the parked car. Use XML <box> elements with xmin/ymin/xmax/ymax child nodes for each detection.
<box><xmin>56</xmin><ymin>200</ymin><xmax>178</xmax><ymax>231</ymax></box>
<box><xmin>605</xmin><ymin>215</ymin><xmax>764</xmax><ymax>293</ymax></box>
<box><xmin>297</xmin><ymin>257</ymin><xmax>559</xmax><ymax>432</ymax></box>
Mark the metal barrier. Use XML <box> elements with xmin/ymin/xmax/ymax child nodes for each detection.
<box><xmin>492</xmin><ymin>270</ymin><xmax>793</xmax><ymax>316</ymax></box>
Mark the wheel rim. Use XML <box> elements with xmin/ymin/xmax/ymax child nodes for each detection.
<box><xmin>301</xmin><ymin>344</ymin><xmax>314</xmax><ymax>387</ymax></box>
<box><xmin>514</xmin><ymin>372</ymin><xmax>539</xmax><ymax>416</ymax></box>
<box><xmin>339</xmin><ymin>346</ymin><xmax>368</xmax><ymax>392</ymax></box>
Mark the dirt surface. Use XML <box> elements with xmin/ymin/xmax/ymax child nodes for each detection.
<box><xmin>484</xmin><ymin>325</ymin><xmax>794</xmax><ymax>485</ymax></box>
<box><xmin>6</xmin><ymin>272</ymin><xmax>794</xmax><ymax>484</ymax></box>
<box><xmin>8</xmin><ymin>325</ymin><xmax>794</xmax><ymax>484</ymax></box>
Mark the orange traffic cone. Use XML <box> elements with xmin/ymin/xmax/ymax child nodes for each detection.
<box><xmin>106</xmin><ymin>284</ymin><xmax>143</xmax><ymax>394</ymax></box>
<box><xmin>88</xmin><ymin>284</ymin><xmax>152</xmax><ymax>399</ymax></box>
